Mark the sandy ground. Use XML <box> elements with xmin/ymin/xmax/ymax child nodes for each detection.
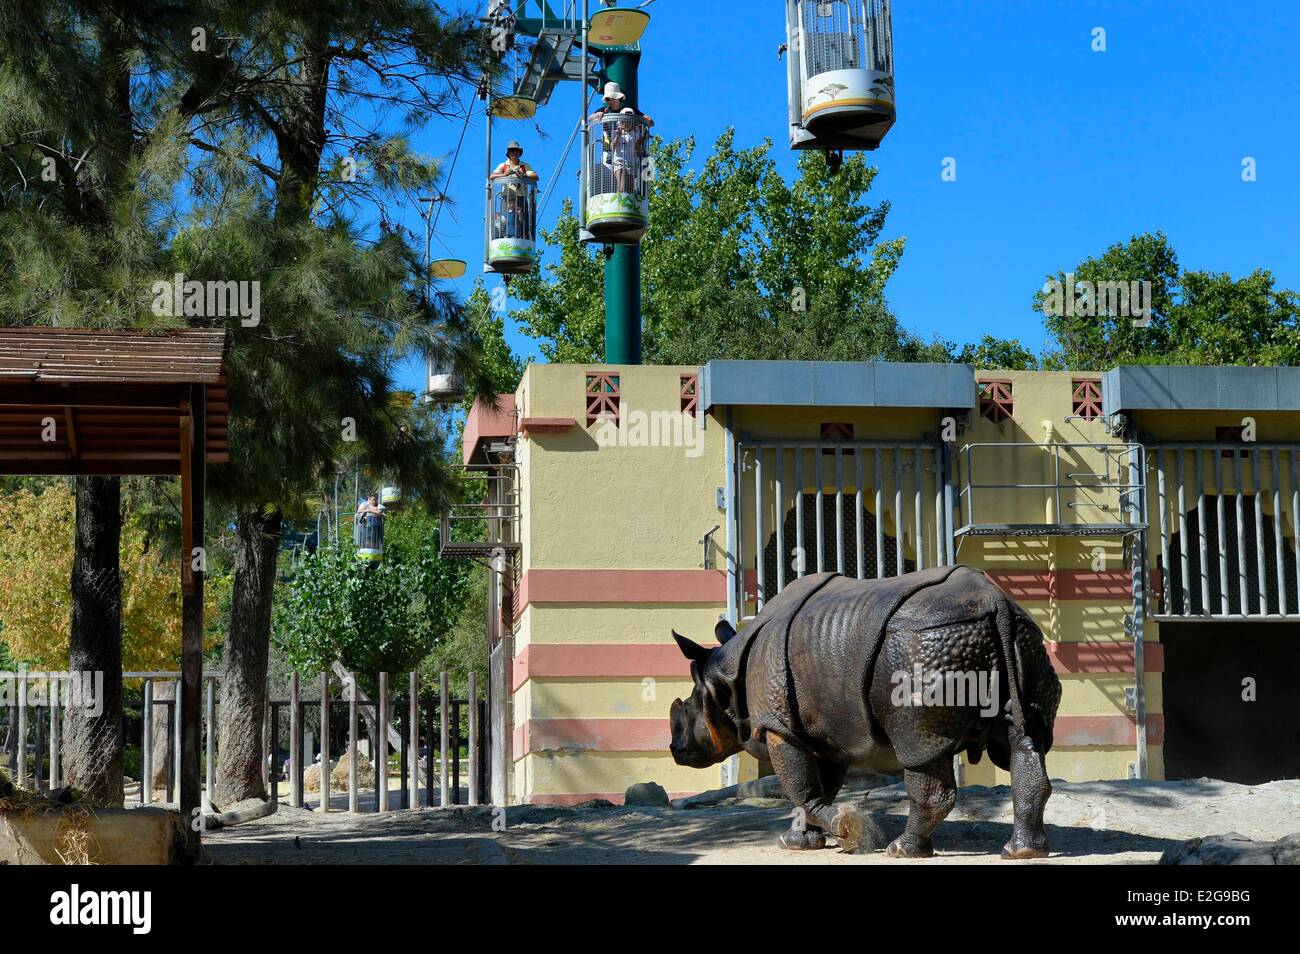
<box><xmin>202</xmin><ymin>776</ymin><xmax>1300</xmax><ymax>865</ymax></box>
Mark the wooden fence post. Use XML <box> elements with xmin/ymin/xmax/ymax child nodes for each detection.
<box><xmin>290</xmin><ymin>672</ymin><xmax>301</xmax><ymax>809</ymax></box>
<box><xmin>439</xmin><ymin>672</ymin><xmax>449</xmax><ymax>807</ymax></box>
<box><xmin>378</xmin><ymin>672</ymin><xmax>388</xmax><ymax>812</ymax></box>
<box><xmin>319</xmin><ymin>673</ymin><xmax>331</xmax><ymax>812</ymax></box>
<box><xmin>468</xmin><ymin>671</ymin><xmax>479</xmax><ymax>806</ymax></box>
<box><xmin>348</xmin><ymin>672</ymin><xmax>359</xmax><ymax>813</ymax></box>
<box><xmin>408</xmin><ymin>671</ymin><xmax>419</xmax><ymax>810</ymax></box>
<box><xmin>142</xmin><ymin>679</ymin><xmax>153</xmax><ymax>804</ymax></box>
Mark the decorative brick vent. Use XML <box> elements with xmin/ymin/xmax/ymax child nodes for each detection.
<box><xmin>1071</xmin><ymin>378</ymin><xmax>1103</xmax><ymax>420</ymax></box>
<box><xmin>978</xmin><ymin>379</ymin><xmax>1014</xmax><ymax>423</ymax></box>
<box><xmin>680</xmin><ymin>373</ymin><xmax>698</xmax><ymax>416</ymax></box>
<box><xmin>585</xmin><ymin>371</ymin><xmax>620</xmax><ymax>425</ymax></box>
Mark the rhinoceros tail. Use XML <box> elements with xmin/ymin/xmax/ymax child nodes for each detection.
<box><xmin>994</xmin><ymin>600</ymin><xmax>1026</xmax><ymax>732</ymax></box>
<box><xmin>995</xmin><ymin>602</ymin><xmax>1060</xmax><ymax>752</ymax></box>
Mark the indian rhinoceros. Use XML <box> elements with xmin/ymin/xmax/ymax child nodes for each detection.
<box><xmin>668</xmin><ymin>565</ymin><xmax>1061</xmax><ymax>858</ymax></box>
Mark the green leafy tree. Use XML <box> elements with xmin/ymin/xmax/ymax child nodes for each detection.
<box><xmin>508</xmin><ymin>131</ymin><xmax>942</xmax><ymax>364</ymax></box>
<box><xmin>1034</xmin><ymin>231</ymin><xmax>1300</xmax><ymax>368</ymax></box>
<box><xmin>954</xmin><ymin>335</ymin><xmax>1040</xmax><ymax>370</ymax></box>
<box><xmin>274</xmin><ymin>510</ymin><xmax>472</xmax><ymax>692</ymax></box>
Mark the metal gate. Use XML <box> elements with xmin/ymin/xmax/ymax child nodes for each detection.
<box><xmin>730</xmin><ymin>439</ymin><xmax>954</xmax><ymax>615</ymax></box>
<box><xmin>1149</xmin><ymin>443</ymin><xmax>1300</xmax><ymax>619</ymax></box>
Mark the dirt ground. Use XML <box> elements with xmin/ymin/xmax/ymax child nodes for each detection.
<box><xmin>202</xmin><ymin>776</ymin><xmax>1300</xmax><ymax>865</ymax></box>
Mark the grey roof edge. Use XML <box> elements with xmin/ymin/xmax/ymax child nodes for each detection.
<box><xmin>1103</xmin><ymin>365</ymin><xmax>1300</xmax><ymax>413</ymax></box>
<box><xmin>702</xmin><ymin>360</ymin><xmax>976</xmax><ymax>411</ymax></box>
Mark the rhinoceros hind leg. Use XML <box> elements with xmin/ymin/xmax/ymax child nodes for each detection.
<box><xmin>1001</xmin><ymin>724</ymin><xmax>1051</xmax><ymax>860</ymax></box>
<box><xmin>886</xmin><ymin>756</ymin><xmax>956</xmax><ymax>859</ymax></box>
<box><xmin>778</xmin><ymin>828</ymin><xmax>827</xmax><ymax>850</ymax></box>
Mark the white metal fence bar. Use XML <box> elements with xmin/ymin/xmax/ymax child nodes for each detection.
<box><xmin>735</xmin><ymin>440</ymin><xmax>950</xmax><ymax>605</ymax></box>
<box><xmin>1150</xmin><ymin>442</ymin><xmax>1300</xmax><ymax>618</ymax></box>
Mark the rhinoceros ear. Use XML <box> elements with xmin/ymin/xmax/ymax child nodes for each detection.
<box><xmin>672</xmin><ymin>630</ymin><xmax>712</xmax><ymax>664</ymax></box>
<box><xmin>714</xmin><ymin>619</ymin><xmax>737</xmax><ymax>645</ymax></box>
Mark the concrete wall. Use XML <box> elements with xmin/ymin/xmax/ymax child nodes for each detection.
<box><xmin>497</xmin><ymin>363</ymin><xmax>1297</xmax><ymax>803</ymax></box>
<box><xmin>511</xmin><ymin>364</ymin><xmax>729</xmax><ymax>803</ymax></box>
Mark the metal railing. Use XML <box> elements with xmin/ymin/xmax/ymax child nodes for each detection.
<box><xmin>1</xmin><ymin>669</ymin><xmax>487</xmax><ymax>812</ymax></box>
<box><xmin>954</xmin><ymin>441</ymin><xmax>1147</xmax><ymax>537</ymax></box>
<box><xmin>1149</xmin><ymin>442</ymin><xmax>1300</xmax><ymax>619</ymax></box>
<box><xmin>734</xmin><ymin>439</ymin><xmax>954</xmax><ymax>612</ymax></box>
<box><xmin>440</xmin><ymin>462</ymin><xmax>520</xmax><ymax>557</ymax></box>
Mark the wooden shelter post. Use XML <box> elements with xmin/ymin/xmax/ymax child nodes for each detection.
<box><xmin>179</xmin><ymin>384</ymin><xmax>206</xmax><ymax>860</ymax></box>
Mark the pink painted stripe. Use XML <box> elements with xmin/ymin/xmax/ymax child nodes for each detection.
<box><xmin>509</xmin><ymin>712</ymin><xmax>1162</xmax><ymax>772</ymax></box>
<box><xmin>515</xmin><ymin>568</ymin><xmax>1160</xmax><ymax>619</ymax></box>
<box><xmin>1049</xmin><ymin>642</ymin><xmax>1164</xmax><ymax>674</ymax></box>
<box><xmin>1055</xmin><ymin>714</ymin><xmax>1165</xmax><ymax>746</ymax></box>
<box><xmin>513</xmin><ymin>644</ymin><xmax>691</xmax><ymax>691</ymax></box>
<box><xmin>518</xmin><ymin>569</ymin><xmax>727</xmax><ymax>612</ymax></box>
<box><xmin>510</xmin><ymin>639</ymin><xmax>1163</xmax><ymax>690</ymax></box>
<box><xmin>988</xmin><ymin>569</ymin><xmax>1163</xmax><ymax>601</ymax></box>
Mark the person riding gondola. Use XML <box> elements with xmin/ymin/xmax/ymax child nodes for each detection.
<box><xmin>489</xmin><ymin>141</ymin><xmax>538</xmax><ymax>241</ymax></box>
<box><xmin>587</xmin><ymin>82</ymin><xmax>653</xmax><ymax>195</ymax></box>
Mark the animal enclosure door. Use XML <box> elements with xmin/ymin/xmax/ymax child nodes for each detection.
<box><xmin>732</xmin><ymin>440</ymin><xmax>954</xmax><ymax>614</ymax></box>
<box><xmin>1161</xmin><ymin>621</ymin><xmax>1300</xmax><ymax>784</ymax></box>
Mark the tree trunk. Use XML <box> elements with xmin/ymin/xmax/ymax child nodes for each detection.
<box><xmin>214</xmin><ymin>507</ymin><xmax>281</xmax><ymax>805</ymax></box>
<box><xmin>63</xmin><ymin>476</ymin><xmax>124</xmax><ymax>806</ymax></box>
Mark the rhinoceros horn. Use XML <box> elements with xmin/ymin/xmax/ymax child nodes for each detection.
<box><xmin>672</xmin><ymin>630</ymin><xmax>712</xmax><ymax>664</ymax></box>
<box><xmin>714</xmin><ymin>619</ymin><xmax>737</xmax><ymax>645</ymax></box>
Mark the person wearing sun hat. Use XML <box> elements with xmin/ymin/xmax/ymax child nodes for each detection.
<box><xmin>489</xmin><ymin>140</ymin><xmax>539</xmax><ymax>182</ymax></box>
<box><xmin>588</xmin><ymin>82</ymin><xmax>654</xmax><ymax>194</ymax></box>
<box><xmin>490</xmin><ymin>141</ymin><xmax>538</xmax><ymax>240</ymax></box>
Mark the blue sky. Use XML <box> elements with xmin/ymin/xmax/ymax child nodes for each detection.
<box><xmin>395</xmin><ymin>0</ymin><xmax>1300</xmax><ymax>392</ymax></box>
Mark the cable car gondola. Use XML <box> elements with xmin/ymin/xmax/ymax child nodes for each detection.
<box><xmin>580</xmin><ymin>108</ymin><xmax>652</xmax><ymax>244</ymax></box>
<box><xmin>354</xmin><ymin>499</ymin><xmax>385</xmax><ymax>562</ymax></box>
<box><xmin>426</xmin><ymin>355</ymin><xmax>465</xmax><ymax>404</ymax></box>
<box><xmin>785</xmin><ymin>0</ymin><xmax>895</xmax><ymax>162</ymax></box>
<box><xmin>485</xmin><ymin>173</ymin><xmax>539</xmax><ymax>273</ymax></box>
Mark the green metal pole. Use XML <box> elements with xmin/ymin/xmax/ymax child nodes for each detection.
<box><xmin>602</xmin><ymin>48</ymin><xmax>642</xmax><ymax>365</ymax></box>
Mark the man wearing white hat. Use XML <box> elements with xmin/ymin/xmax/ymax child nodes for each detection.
<box><xmin>588</xmin><ymin>82</ymin><xmax>654</xmax><ymax>194</ymax></box>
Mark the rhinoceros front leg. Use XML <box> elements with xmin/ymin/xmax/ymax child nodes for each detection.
<box><xmin>767</xmin><ymin>735</ymin><xmax>864</xmax><ymax>851</ymax></box>
<box><xmin>886</xmin><ymin>754</ymin><xmax>956</xmax><ymax>859</ymax></box>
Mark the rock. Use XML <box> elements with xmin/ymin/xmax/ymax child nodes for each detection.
<box><xmin>624</xmin><ymin>781</ymin><xmax>670</xmax><ymax>807</ymax></box>
<box><xmin>1160</xmin><ymin>832</ymin><xmax>1300</xmax><ymax>865</ymax></box>
<box><xmin>330</xmin><ymin>752</ymin><xmax>377</xmax><ymax>790</ymax></box>
<box><xmin>675</xmin><ymin>773</ymin><xmax>784</xmax><ymax>809</ymax></box>
<box><xmin>572</xmin><ymin>798</ymin><xmax>617</xmax><ymax>810</ymax></box>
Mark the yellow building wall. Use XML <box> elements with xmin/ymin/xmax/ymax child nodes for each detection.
<box><xmin>506</xmin><ymin>365</ymin><xmax>1183</xmax><ymax>803</ymax></box>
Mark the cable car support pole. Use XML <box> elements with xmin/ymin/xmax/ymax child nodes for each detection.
<box><xmin>602</xmin><ymin>44</ymin><xmax>642</xmax><ymax>365</ymax></box>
